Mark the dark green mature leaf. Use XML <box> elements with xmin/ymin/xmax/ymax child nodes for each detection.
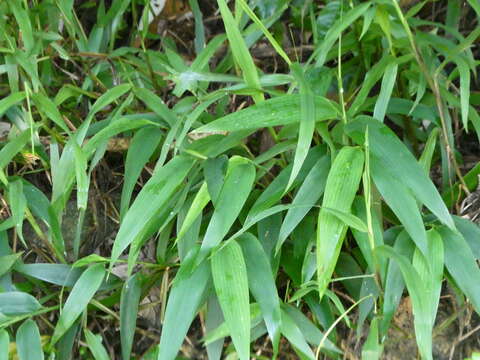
<box><xmin>278</xmin><ymin>155</ymin><xmax>330</xmax><ymax>248</ymax></box>
<box><xmin>14</xmin><ymin>264</ymin><xmax>83</xmax><ymax>287</ymax></box>
<box><xmin>16</xmin><ymin>319</ymin><xmax>44</xmax><ymax>360</ymax></box>
<box><xmin>120</xmin><ymin>126</ymin><xmax>163</xmax><ymax>219</ymax></box>
<box><xmin>371</xmin><ymin>160</ymin><xmax>428</xmax><ymax>254</ymax></box>
<box><xmin>212</xmin><ymin>240</ymin><xmax>250</xmax><ymax>360</ymax></box>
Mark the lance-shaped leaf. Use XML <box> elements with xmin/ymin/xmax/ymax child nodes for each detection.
<box><xmin>158</xmin><ymin>248</ymin><xmax>211</xmax><ymax>360</ymax></box>
<box><xmin>317</xmin><ymin>147</ymin><xmax>364</xmax><ymax>298</ymax></box>
<box><xmin>212</xmin><ymin>240</ymin><xmax>250</xmax><ymax>360</ymax></box>
<box><xmin>193</xmin><ymin>95</ymin><xmax>338</xmax><ymax>133</ymax></box>
<box><xmin>110</xmin><ymin>156</ymin><xmax>194</xmax><ymax>268</ymax></box>
<box><xmin>287</xmin><ymin>63</ymin><xmax>316</xmax><ymax>190</ymax></box>
<box><xmin>16</xmin><ymin>319</ymin><xmax>44</xmax><ymax>360</ymax></box>
<box><xmin>346</xmin><ymin>116</ymin><xmax>454</xmax><ymax>229</ymax></box>
<box><xmin>51</xmin><ymin>264</ymin><xmax>105</xmax><ymax>345</ymax></box>
<box><xmin>199</xmin><ymin>156</ymin><xmax>255</xmax><ymax>258</ymax></box>
<box><xmin>239</xmin><ymin>233</ymin><xmax>281</xmax><ymax>355</ymax></box>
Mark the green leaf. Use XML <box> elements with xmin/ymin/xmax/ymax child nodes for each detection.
<box><xmin>317</xmin><ymin>147</ymin><xmax>364</xmax><ymax>298</ymax></box>
<box><xmin>376</xmin><ymin>245</ymin><xmax>433</xmax><ymax>360</ymax></box>
<box><xmin>199</xmin><ymin>156</ymin><xmax>255</xmax><ymax>258</ymax></box>
<box><xmin>120</xmin><ymin>274</ymin><xmax>142</xmax><ymax>360</ymax></box>
<box><xmin>217</xmin><ymin>0</ymin><xmax>262</xmax><ymax>102</ymax></box>
<box><xmin>0</xmin><ymin>292</ymin><xmax>42</xmax><ymax>316</ymax></box>
<box><xmin>193</xmin><ymin>95</ymin><xmax>338</xmax><ymax>133</ymax></box>
<box><xmin>0</xmin><ymin>329</ymin><xmax>8</xmax><ymax>360</ymax></box>
<box><xmin>212</xmin><ymin>240</ymin><xmax>250</xmax><ymax>360</ymax></box>
<box><xmin>84</xmin><ymin>329</ymin><xmax>110</xmax><ymax>360</ymax></box>
<box><xmin>438</xmin><ymin>226</ymin><xmax>480</xmax><ymax>314</ymax></box>
<box><xmin>16</xmin><ymin>319</ymin><xmax>44</xmax><ymax>360</ymax></box>
<box><xmin>158</xmin><ymin>249</ymin><xmax>211</xmax><ymax>360</ymax></box>
<box><xmin>204</xmin><ymin>155</ymin><xmax>228</xmax><ymax>206</ymax></box>
<box><xmin>133</xmin><ymin>87</ymin><xmax>177</xmax><ymax>127</ymax></box>
<box><xmin>287</xmin><ymin>63</ymin><xmax>317</xmax><ymax>191</ymax></box>
<box><xmin>0</xmin><ymin>129</ymin><xmax>32</xmax><ymax>170</ymax></box>
<box><xmin>110</xmin><ymin>156</ymin><xmax>194</xmax><ymax>269</ymax></box>
<box><xmin>280</xmin><ymin>309</ymin><xmax>315</xmax><ymax>359</ymax></box>
<box><xmin>312</xmin><ymin>2</ymin><xmax>372</xmax><ymax>68</ymax></box>
<box><xmin>278</xmin><ymin>155</ymin><xmax>330</xmax><ymax>249</ymax></box>
<box><xmin>346</xmin><ymin>116</ymin><xmax>454</xmax><ymax>229</ymax></box>
<box><xmin>322</xmin><ymin>207</ymin><xmax>368</xmax><ymax>233</ymax></box>
<box><xmin>371</xmin><ymin>159</ymin><xmax>428</xmax><ymax>254</ymax></box>
<box><xmin>31</xmin><ymin>92</ymin><xmax>70</xmax><ymax>133</ymax></box>
<box><xmin>373</xmin><ymin>62</ymin><xmax>398</xmax><ymax>122</ymax></box>
<box><xmin>14</xmin><ymin>263</ymin><xmax>83</xmax><ymax>287</ymax></box>
<box><xmin>51</xmin><ymin>264</ymin><xmax>105</xmax><ymax>345</ymax></box>
<box><xmin>0</xmin><ymin>91</ymin><xmax>25</xmax><ymax>116</ymax></box>
<box><xmin>120</xmin><ymin>126</ymin><xmax>162</xmax><ymax>219</ymax></box>
<box><xmin>0</xmin><ymin>252</ymin><xmax>22</xmax><ymax>277</ymax></box>
<box><xmin>239</xmin><ymin>233</ymin><xmax>281</xmax><ymax>355</ymax></box>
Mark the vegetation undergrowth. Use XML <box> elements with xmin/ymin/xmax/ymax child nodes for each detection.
<box><xmin>0</xmin><ymin>0</ymin><xmax>480</xmax><ymax>359</ymax></box>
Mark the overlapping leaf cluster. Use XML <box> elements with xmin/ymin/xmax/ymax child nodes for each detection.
<box><xmin>0</xmin><ymin>0</ymin><xmax>479</xmax><ymax>359</ymax></box>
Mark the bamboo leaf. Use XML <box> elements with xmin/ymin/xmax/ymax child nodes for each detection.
<box><xmin>346</xmin><ymin>116</ymin><xmax>454</xmax><ymax>228</ymax></box>
<box><xmin>84</xmin><ymin>329</ymin><xmax>110</xmax><ymax>360</ymax></box>
<box><xmin>212</xmin><ymin>240</ymin><xmax>250</xmax><ymax>360</ymax></box>
<box><xmin>51</xmin><ymin>264</ymin><xmax>105</xmax><ymax>345</ymax></box>
<box><xmin>199</xmin><ymin>156</ymin><xmax>255</xmax><ymax>258</ymax></box>
<box><xmin>120</xmin><ymin>274</ymin><xmax>142</xmax><ymax>360</ymax></box>
<box><xmin>158</xmin><ymin>249</ymin><xmax>211</xmax><ymax>360</ymax></box>
<box><xmin>193</xmin><ymin>95</ymin><xmax>338</xmax><ymax>133</ymax></box>
<box><xmin>239</xmin><ymin>233</ymin><xmax>281</xmax><ymax>355</ymax></box>
<box><xmin>16</xmin><ymin>320</ymin><xmax>44</xmax><ymax>360</ymax></box>
<box><xmin>317</xmin><ymin>147</ymin><xmax>364</xmax><ymax>298</ymax></box>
